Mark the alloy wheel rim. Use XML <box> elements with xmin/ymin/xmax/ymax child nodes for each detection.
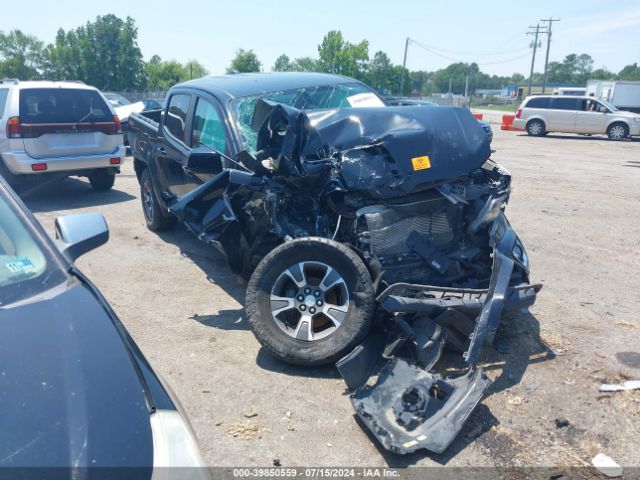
<box><xmin>269</xmin><ymin>261</ymin><xmax>350</xmax><ymax>342</ymax></box>
<box><xmin>142</xmin><ymin>178</ymin><xmax>154</xmax><ymax>221</ymax></box>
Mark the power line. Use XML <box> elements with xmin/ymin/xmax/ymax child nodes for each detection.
<box><xmin>410</xmin><ymin>39</ymin><xmax>531</xmax><ymax>66</ymax></box>
<box><xmin>415</xmin><ymin>43</ymin><xmax>530</xmax><ymax>57</ymax></box>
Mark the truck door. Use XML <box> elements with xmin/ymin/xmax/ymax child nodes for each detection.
<box><xmin>156</xmin><ymin>93</ymin><xmax>193</xmax><ymax>198</ymax></box>
<box><xmin>183</xmin><ymin>96</ymin><xmax>229</xmax><ymax>188</ymax></box>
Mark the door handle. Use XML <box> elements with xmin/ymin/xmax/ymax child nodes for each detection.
<box><xmin>182</xmin><ymin>165</ymin><xmax>193</xmax><ymax>176</ymax></box>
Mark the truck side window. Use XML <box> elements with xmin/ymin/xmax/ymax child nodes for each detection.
<box><xmin>192</xmin><ymin>98</ymin><xmax>226</xmax><ymax>153</ymax></box>
<box><xmin>165</xmin><ymin>94</ymin><xmax>190</xmax><ymax>142</ymax></box>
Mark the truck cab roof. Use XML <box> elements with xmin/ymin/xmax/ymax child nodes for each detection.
<box><xmin>178</xmin><ymin>72</ymin><xmax>368</xmax><ymax>100</ymax></box>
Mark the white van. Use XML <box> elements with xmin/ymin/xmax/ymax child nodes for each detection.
<box><xmin>513</xmin><ymin>95</ymin><xmax>640</xmax><ymax>139</ymax></box>
<box><xmin>0</xmin><ymin>80</ymin><xmax>125</xmax><ymax>190</ymax></box>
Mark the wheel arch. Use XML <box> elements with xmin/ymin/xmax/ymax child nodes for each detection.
<box><xmin>606</xmin><ymin>119</ymin><xmax>631</xmax><ymax>131</ymax></box>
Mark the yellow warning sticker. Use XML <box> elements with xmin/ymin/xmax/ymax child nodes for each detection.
<box><xmin>411</xmin><ymin>155</ymin><xmax>431</xmax><ymax>171</ymax></box>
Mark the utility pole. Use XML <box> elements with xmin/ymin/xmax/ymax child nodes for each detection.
<box><xmin>464</xmin><ymin>72</ymin><xmax>469</xmax><ymax>107</ymax></box>
<box><xmin>400</xmin><ymin>37</ymin><xmax>410</xmax><ymax>97</ymax></box>
<box><xmin>541</xmin><ymin>17</ymin><xmax>561</xmax><ymax>94</ymax></box>
<box><xmin>526</xmin><ymin>24</ymin><xmax>543</xmax><ymax>96</ymax></box>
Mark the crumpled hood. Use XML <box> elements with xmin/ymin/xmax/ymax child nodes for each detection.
<box><xmin>251</xmin><ymin>101</ymin><xmax>491</xmax><ymax>199</ymax></box>
<box><xmin>0</xmin><ymin>281</ymin><xmax>153</xmax><ymax>471</ymax></box>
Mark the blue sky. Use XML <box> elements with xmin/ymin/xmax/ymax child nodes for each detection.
<box><xmin>2</xmin><ymin>0</ymin><xmax>639</xmax><ymax>76</ymax></box>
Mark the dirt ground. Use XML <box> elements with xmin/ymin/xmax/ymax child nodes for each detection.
<box><xmin>24</xmin><ymin>129</ymin><xmax>640</xmax><ymax>471</ymax></box>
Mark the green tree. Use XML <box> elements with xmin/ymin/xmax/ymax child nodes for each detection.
<box><xmin>509</xmin><ymin>73</ymin><xmax>525</xmax><ymax>84</ymax></box>
<box><xmin>433</xmin><ymin>62</ymin><xmax>479</xmax><ymax>94</ymax></box>
<box><xmin>291</xmin><ymin>57</ymin><xmax>319</xmax><ymax>72</ymax></box>
<box><xmin>183</xmin><ymin>59</ymin><xmax>208</xmax><ymax>79</ymax></box>
<box><xmin>317</xmin><ymin>30</ymin><xmax>369</xmax><ymax>81</ymax></box>
<box><xmin>547</xmin><ymin>53</ymin><xmax>594</xmax><ymax>84</ymax></box>
<box><xmin>617</xmin><ymin>63</ymin><xmax>640</xmax><ymax>81</ymax></box>
<box><xmin>227</xmin><ymin>49</ymin><xmax>261</xmax><ymax>73</ymax></box>
<box><xmin>368</xmin><ymin>51</ymin><xmax>394</xmax><ymax>92</ymax></box>
<box><xmin>590</xmin><ymin>67</ymin><xmax>615</xmax><ymax>80</ymax></box>
<box><xmin>272</xmin><ymin>54</ymin><xmax>293</xmax><ymax>72</ymax></box>
<box><xmin>144</xmin><ymin>55</ymin><xmax>185</xmax><ymax>90</ymax></box>
<box><xmin>0</xmin><ymin>30</ymin><xmax>45</xmax><ymax>79</ymax></box>
<box><xmin>47</xmin><ymin>14</ymin><xmax>145</xmax><ymax>89</ymax></box>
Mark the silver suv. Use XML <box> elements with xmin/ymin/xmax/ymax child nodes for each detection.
<box><xmin>0</xmin><ymin>80</ymin><xmax>125</xmax><ymax>191</ymax></box>
<box><xmin>513</xmin><ymin>95</ymin><xmax>640</xmax><ymax>140</ymax></box>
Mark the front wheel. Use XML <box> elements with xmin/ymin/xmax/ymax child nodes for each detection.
<box><xmin>526</xmin><ymin>119</ymin><xmax>546</xmax><ymax>137</ymax></box>
<box><xmin>607</xmin><ymin>122</ymin><xmax>629</xmax><ymax>140</ymax></box>
<box><xmin>246</xmin><ymin>237</ymin><xmax>375</xmax><ymax>366</ymax></box>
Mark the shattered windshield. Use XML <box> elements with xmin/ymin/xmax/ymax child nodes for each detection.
<box><xmin>231</xmin><ymin>83</ymin><xmax>385</xmax><ymax>154</ymax></box>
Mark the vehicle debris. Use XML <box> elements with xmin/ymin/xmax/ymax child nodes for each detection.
<box><xmin>225</xmin><ymin>420</ymin><xmax>265</xmax><ymax>440</ymax></box>
<box><xmin>599</xmin><ymin>380</ymin><xmax>640</xmax><ymax>392</ymax></box>
<box><xmin>591</xmin><ymin>452</ymin><xmax>623</xmax><ymax>478</ymax></box>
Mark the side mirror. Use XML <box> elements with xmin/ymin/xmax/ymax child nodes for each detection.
<box><xmin>186</xmin><ymin>147</ymin><xmax>223</xmax><ymax>175</ymax></box>
<box><xmin>55</xmin><ymin>213</ymin><xmax>109</xmax><ymax>263</ymax></box>
<box><xmin>599</xmin><ymin>106</ymin><xmax>608</xmax><ymax>113</ymax></box>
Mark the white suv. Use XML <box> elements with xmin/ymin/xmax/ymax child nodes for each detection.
<box><xmin>513</xmin><ymin>95</ymin><xmax>640</xmax><ymax>140</ymax></box>
<box><xmin>0</xmin><ymin>80</ymin><xmax>125</xmax><ymax>191</ymax></box>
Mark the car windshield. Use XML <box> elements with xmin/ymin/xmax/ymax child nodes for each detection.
<box><xmin>0</xmin><ymin>188</ymin><xmax>68</xmax><ymax>306</ymax></box>
<box><xmin>231</xmin><ymin>82</ymin><xmax>385</xmax><ymax>154</ymax></box>
<box><xmin>597</xmin><ymin>98</ymin><xmax>619</xmax><ymax>112</ymax></box>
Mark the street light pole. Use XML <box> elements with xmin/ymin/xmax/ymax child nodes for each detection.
<box><xmin>541</xmin><ymin>17</ymin><xmax>561</xmax><ymax>94</ymax></box>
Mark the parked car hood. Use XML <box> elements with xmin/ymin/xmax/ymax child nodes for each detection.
<box><xmin>0</xmin><ymin>280</ymin><xmax>153</xmax><ymax>471</ymax></box>
<box><xmin>115</xmin><ymin>101</ymin><xmax>145</xmax><ymax>122</ymax></box>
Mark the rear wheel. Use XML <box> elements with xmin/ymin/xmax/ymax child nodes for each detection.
<box><xmin>526</xmin><ymin>119</ymin><xmax>546</xmax><ymax>137</ymax></box>
<box><xmin>88</xmin><ymin>170</ymin><xmax>115</xmax><ymax>191</ymax></box>
<box><xmin>607</xmin><ymin>122</ymin><xmax>629</xmax><ymax>140</ymax></box>
<box><xmin>140</xmin><ymin>168</ymin><xmax>176</xmax><ymax>231</ymax></box>
<box><xmin>246</xmin><ymin>237</ymin><xmax>375</xmax><ymax>366</ymax></box>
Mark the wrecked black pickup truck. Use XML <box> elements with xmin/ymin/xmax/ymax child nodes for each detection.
<box><xmin>129</xmin><ymin>72</ymin><xmax>541</xmax><ymax>454</ymax></box>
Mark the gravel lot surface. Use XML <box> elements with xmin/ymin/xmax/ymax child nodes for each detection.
<box><xmin>24</xmin><ymin>129</ymin><xmax>640</xmax><ymax>471</ymax></box>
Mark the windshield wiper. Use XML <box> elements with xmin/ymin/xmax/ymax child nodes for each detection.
<box><xmin>73</xmin><ymin>97</ymin><xmax>95</xmax><ymax>128</ymax></box>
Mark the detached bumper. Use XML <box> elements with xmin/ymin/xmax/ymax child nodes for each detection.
<box><xmin>338</xmin><ymin>214</ymin><xmax>541</xmax><ymax>454</ymax></box>
<box><xmin>2</xmin><ymin>146</ymin><xmax>126</xmax><ymax>175</ymax></box>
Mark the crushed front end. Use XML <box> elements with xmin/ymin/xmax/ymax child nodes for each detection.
<box><xmin>169</xmin><ymin>101</ymin><xmax>541</xmax><ymax>454</ymax></box>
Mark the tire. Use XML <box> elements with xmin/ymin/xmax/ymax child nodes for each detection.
<box><xmin>607</xmin><ymin>122</ymin><xmax>629</xmax><ymax>140</ymax></box>
<box><xmin>88</xmin><ymin>170</ymin><xmax>115</xmax><ymax>191</ymax></box>
<box><xmin>140</xmin><ymin>167</ymin><xmax>177</xmax><ymax>231</ymax></box>
<box><xmin>526</xmin><ymin>119</ymin><xmax>546</xmax><ymax>137</ymax></box>
<box><xmin>246</xmin><ymin>237</ymin><xmax>375</xmax><ymax>366</ymax></box>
